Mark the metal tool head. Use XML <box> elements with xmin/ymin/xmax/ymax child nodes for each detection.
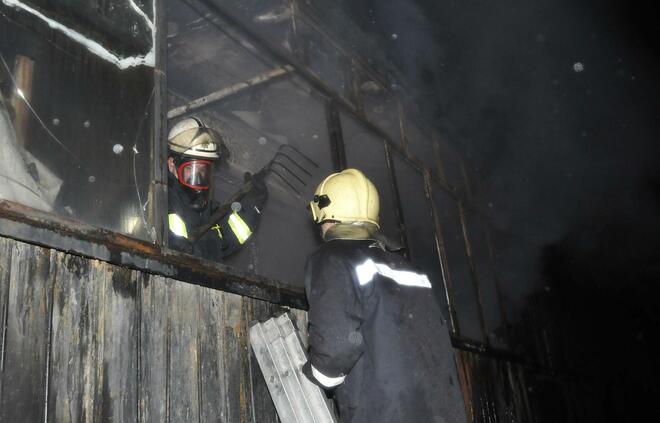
<box><xmin>261</xmin><ymin>144</ymin><xmax>319</xmax><ymax>198</ymax></box>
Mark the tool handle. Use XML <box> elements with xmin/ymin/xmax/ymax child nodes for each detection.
<box><xmin>188</xmin><ymin>180</ymin><xmax>254</xmax><ymax>242</ymax></box>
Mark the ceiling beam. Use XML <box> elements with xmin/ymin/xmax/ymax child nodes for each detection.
<box><xmin>167</xmin><ymin>65</ymin><xmax>294</xmax><ymax>119</ymax></box>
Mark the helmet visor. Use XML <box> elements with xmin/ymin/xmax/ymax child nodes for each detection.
<box><xmin>177</xmin><ymin>160</ymin><xmax>213</xmax><ymax>190</ymax></box>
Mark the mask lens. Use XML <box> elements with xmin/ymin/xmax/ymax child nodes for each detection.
<box><xmin>178</xmin><ymin>160</ymin><xmax>212</xmax><ymax>190</ymax></box>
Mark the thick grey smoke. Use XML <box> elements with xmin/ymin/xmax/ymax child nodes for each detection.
<box><xmin>326</xmin><ymin>0</ymin><xmax>660</xmax><ymax>418</ymax></box>
<box><xmin>331</xmin><ymin>0</ymin><xmax>660</xmax><ymax>298</ymax></box>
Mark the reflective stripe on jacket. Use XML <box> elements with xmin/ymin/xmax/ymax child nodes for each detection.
<box><xmin>167</xmin><ymin>173</ymin><xmax>266</xmax><ymax>261</ymax></box>
<box><xmin>304</xmin><ymin>239</ymin><xmax>466</xmax><ymax>423</ymax></box>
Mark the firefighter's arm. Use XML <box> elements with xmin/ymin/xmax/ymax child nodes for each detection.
<box><xmin>217</xmin><ymin>172</ymin><xmax>268</xmax><ymax>257</ymax></box>
<box><xmin>303</xmin><ymin>252</ymin><xmax>364</xmax><ymax>389</ymax></box>
<box><xmin>168</xmin><ymin>213</ymin><xmax>195</xmax><ymax>254</ymax></box>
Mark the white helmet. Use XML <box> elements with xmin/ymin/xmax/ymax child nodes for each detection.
<box><xmin>168</xmin><ymin>117</ymin><xmax>220</xmax><ymax>159</ymax></box>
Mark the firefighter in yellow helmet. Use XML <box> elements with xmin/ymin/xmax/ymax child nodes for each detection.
<box><xmin>167</xmin><ymin>117</ymin><xmax>267</xmax><ymax>261</ymax></box>
<box><xmin>302</xmin><ymin>168</ymin><xmax>465</xmax><ymax>423</ymax></box>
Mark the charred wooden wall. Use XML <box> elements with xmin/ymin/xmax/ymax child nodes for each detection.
<box><xmin>0</xmin><ymin>236</ymin><xmax>298</xmax><ymax>422</ymax></box>
<box><xmin>453</xmin><ymin>349</ymin><xmax>597</xmax><ymax>423</ymax></box>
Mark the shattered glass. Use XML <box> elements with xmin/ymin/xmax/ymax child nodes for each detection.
<box><xmin>1</xmin><ymin>0</ymin><xmax>154</xmax><ymax>59</ymax></box>
<box><xmin>0</xmin><ymin>4</ymin><xmax>155</xmax><ymax>240</ymax></box>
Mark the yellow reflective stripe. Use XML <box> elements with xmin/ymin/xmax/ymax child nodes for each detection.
<box><xmin>168</xmin><ymin>213</ymin><xmax>188</xmax><ymax>238</ymax></box>
<box><xmin>227</xmin><ymin>212</ymin><xmax>252</xmax><ymax>244</ymax></box>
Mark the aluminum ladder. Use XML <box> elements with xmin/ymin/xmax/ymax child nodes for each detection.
<box><xmin>249</xmin><ymin>313</ymin><xmax>338</xmax><ymax>423</ymax></box>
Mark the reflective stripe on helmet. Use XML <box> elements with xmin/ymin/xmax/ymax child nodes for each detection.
<box><xmin>227</xmin><ymin>212</ymin><xmax>252</xmax><ymax>244</ymax></box>
<box><xmin>168</xmin><ymin>213</ymin><xmax>189</xmax><ymax>238</ymax></box>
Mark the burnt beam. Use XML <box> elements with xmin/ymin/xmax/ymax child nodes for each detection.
<box><xmin>181</xmin><ymin>0</ymin><xmax>460</xmax><ymax>200</ymax></box>
<box><xmin>325</xmin><ymin>100</ymin><xmax>347</xmax><ymax>171</ymax></box>
<box><xmin>167</xmin><ymin>65</ymin><xmax>294</xmax><ymax>119</ymax></box>
<box><xmin>0</xmin><ymin>200</ymin><xmax>307</xmax><ymax>309</ymax></box>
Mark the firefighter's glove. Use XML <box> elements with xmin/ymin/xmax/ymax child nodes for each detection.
<box><xmin>242</xmin><ymin>171</ymin><xmax>268</xmax><ymax>207</ymax></box>
<box><xmin>244</xmin><ymin>170</ymin><xmax>268</xmax><ymax>193</ymax></box>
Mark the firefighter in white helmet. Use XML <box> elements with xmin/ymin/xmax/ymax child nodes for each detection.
<box><xmin>302</xmin><ymin>168</ymin><xmax>465</xmax><ymax>423</ymax></box>
<box><xmin>167</xmin><ymin>117</ymin><xmax>267</xmax><ymax>261</ymax></box>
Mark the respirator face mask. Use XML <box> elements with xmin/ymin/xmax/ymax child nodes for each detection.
<box><xmin>177</xmin><ymin>160</ymin><xmax>212</xmax><ymax>190</ymax></box>
<box><xmin>175</xmin><ymin>159</ymin><xmax>214</xmax><ymax>211</ymax></box>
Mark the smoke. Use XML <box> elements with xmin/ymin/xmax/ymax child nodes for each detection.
<box><xmin>337</xmin><ymin>0</ymin><xmax>659</xmax><ymax>270</ymax></box>
<box><xmin>330</xmin><ymin>1</ymin><xmax>660</xmax><ymax>412</ymax></box>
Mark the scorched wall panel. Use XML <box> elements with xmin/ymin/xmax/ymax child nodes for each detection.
<box><xmin>0</xmin><ymin>235</ymin><xmax>290</xmax><ymax>422</ymax></box>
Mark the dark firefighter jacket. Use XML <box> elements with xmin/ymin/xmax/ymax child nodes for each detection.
<box><xmin>167</xmin><ymin>174</ymin><xmax>267</xmax><ymax>262</ymax></box>
<box><xmin>303</xmin><ymin>223</ymin><xmax>466</xmax><ymax>423</ymax></box>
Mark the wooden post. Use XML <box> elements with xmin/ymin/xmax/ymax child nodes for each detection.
<box><xmin>150</xmin><ymin>0</ymin><xmax>168</xmax><ymax>245</ymax></box>
<box><xmin>11</xmin><ymin>55</ymin><xmax>34</xmax><ymax>148</ymax></box>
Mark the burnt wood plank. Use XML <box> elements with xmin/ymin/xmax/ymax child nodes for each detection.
<box><xmin>138</xmin><ymin>274</ymin><xmax>169</xmax><ymax>423</ymax></box>
<box><xmin>222</xmin><ymin>293</ymin><xmax>245</xmax><ymax>423</ymax></box>
<box><xmin>198</xmin><ymin>288</ymin><xmax>229</xmax><ymax>423</ymax></box>
<box><xmin>0</xmin><ymin>241</ymin><xmax>53</xmax><ymax>422</ymax></box>
<box><xmin>0</xmin><ymin>200</ymin><xmax>307</xmax><ymax>310</ymax></box>
<box><xmin>47</xmin><ymin>253</ymin><xmax>105</xmax><ymax>422</ymax></box>
<box><xmin>168</xmin><ymin>281</ymin><xmax>201</xmax><ymax>422</ymax></box>
<box><xmin>240</xmin><ymin>298</ymin><xmax>256</xmax><ymax>423</ymax></box>
<box><xmin>0</xmin><ymin>237</ymin><xmax>11</xmax><ymax>402</ymax></box>
<box><xmin>99</xmin><ymin>265</ymin><xmax>138</xmax><ymax>421</ymax></box>
<box><xmin>0</xmin><ymin>237</ymin><xmax>305</xmax><ymax>423</ymax></box>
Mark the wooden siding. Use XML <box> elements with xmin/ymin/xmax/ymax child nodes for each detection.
<box><xmin>0</xmin><ymin>236</ymin><xmax>299</xmax><ymax>422</ymax></box>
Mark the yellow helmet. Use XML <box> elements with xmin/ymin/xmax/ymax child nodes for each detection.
<box><xmin>308</xmin><ymin>168</ymin><xmax>380</xmax><ymax>227</ymax></box>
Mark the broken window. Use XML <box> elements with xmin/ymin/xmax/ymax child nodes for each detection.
<box><xmin>167</xmin><ymin>0</ymin><xmax>334</xmax><ymax>286</ymax></box>
<box><xmin>432</xmin><ymin>183</ymin><xmax>485</xmax><ymax>342</ymax></box>
<box><xmin>436</xmin><ymin>135</ymin><xmax>465</xmax><ymax>193</ymax></box>
<box><xmin>341</xmin><ymin>112</ymin><xmax>403</xmax><ymax>246</ymax></box>
<box><xmin>295</xmin><ymin>19</ymin><xmax>349</xmax><ymax>106</ymax></box>
<box><xmin>0</xmin><ymin>0</ymin><xmax>156</xmax><ymax>240</ymax></box>
<box><xmin>208</xmin><ymin>76</ymin><xmax>333</xmax><ymax>285</ymax></box>
<box><xmin>362</xmin><ymin>80</ymin><xmax>403</xmax><ymax>147</ymax></box>
<box><xmin>405</xmin><ymin>117</ymin><xmax>442</xmax><ymax>178</ymax></box>
<box><xmin>391</xmin><ymin>153</ymin><xmax>448</xmax><ymax>316</ymax></box>
<box><xmin>464</xmin><ymin>209</ymin><xmax>509</xmax><ymax>349</ymax></box>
